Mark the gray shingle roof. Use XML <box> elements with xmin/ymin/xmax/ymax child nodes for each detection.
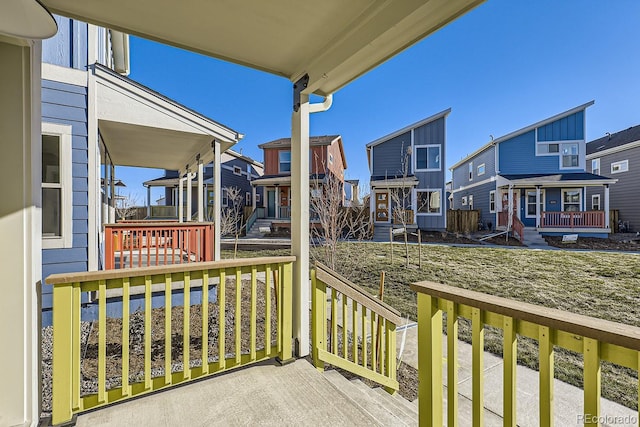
<box><xmin>587</xmin><ymin>124</ymin><xmax>640</xmax><ymax>155</ymax></box>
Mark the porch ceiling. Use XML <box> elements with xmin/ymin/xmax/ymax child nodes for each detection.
<box><xmin>41</xmin><ymin>0</ymin><xmax>484</xmax><ymax>95</ymax></box>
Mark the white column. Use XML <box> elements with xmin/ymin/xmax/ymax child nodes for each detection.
<box><xmin>291</xmin><ymin>93</ymin><xmax>310</xmax><ymax>357</ymax></box>
<box><xmin>213</xmin><ymin>141</ymin><xmax>221</xmax><ymax>260</ymax></box>
<box><xmin>604</xmin><ymin>185</ymin><xmax>610</xmax><ymax>228</ymax></box>
<box><xmin>186</xmin><ymin>171</ymin><xmax>193</xmax><ymax>222</ymax></box>
<box><xmin>178</xmin><ymin>177</ymin><xmax>184</xmax><ymax>223</ymax></box>
<box><xmin>0</xmin><ymin>39</ymin><xmax>42</xmax><ymax>426</ymax></box>
<box><xmin>197</xmin><ymin>161</ymin><xmax>204</xmax><ymax>222</ymax></box>
<box><xmin>146</xmin><ymin>185</ymin><xmax>151</xmax><ymax>218</ymax></box>
<box><xmin>535</xmin><ymin>186</ymin><xmax>541</xmax><ymax>228</ymax></box>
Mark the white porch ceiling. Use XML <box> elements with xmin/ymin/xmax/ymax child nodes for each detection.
<box><xmin>41</xmin><ymin>0</ymin><xmax>483</xmax><ymax>95</ymax></box>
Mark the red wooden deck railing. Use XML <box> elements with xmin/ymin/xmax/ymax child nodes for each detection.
<box><xmin>104</xmin><ymin>222</ymin><xmax>214</xmax><ymax>269</ymax></box>
<box><xmin>541</xmin><ymin>211</ymin><xmax>605</xmax><ymax>229</ymax></box>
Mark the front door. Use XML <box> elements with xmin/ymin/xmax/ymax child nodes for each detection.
<box><xmin>267</xmin><ymin>190</ymin><xmax>276</xmax><ymax>217</ymax></box>
<box><xmin>375</xmin><ymin>191</ymin><xmax>389</xmax><ymax>222</ymax></box>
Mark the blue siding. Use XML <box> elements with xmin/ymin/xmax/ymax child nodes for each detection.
<box><xmin>371</xmin><ymin>131</ymin><xmax>412</xmax><ymax>177</ymax></box>
<box><xmin>537</xmin><ymin>111</ymin><xmax>584</xmax><ymax>141</ymax></box>
<box><xmin>42</xmin><ymin>16</ymin><xmax>88</xmax><ymax>70</ymax></box>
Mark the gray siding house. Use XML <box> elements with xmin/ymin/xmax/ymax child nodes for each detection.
<box><xmin>587</xmin><ymin>125</ymin><xmax>640</xmax><ymax>231</ymax></box>
<box><xmin>366</xmin><ymin>109</ymin><xmax>450</xmax><ymax>235</ymax></box>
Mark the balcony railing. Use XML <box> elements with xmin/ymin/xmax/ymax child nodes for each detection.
<box><xmin>104</xmin><ymin>222</ymin><xmax>214</xmax><ymax>269</ymax></box>
<box><xmin>411</xmin><ymin>280</ymin><xmax>640</xmax><ymax>427</ymax></box>
<box><xmin>311</xmin><ymin>263</ymin><xmax>400</xmax><ymax>392</ymax></box>
<box><xmin>47</xmin><ymin>256</ymin><xmax>295</xmax><ymax>425</ymax></box>
<box><xmin>541</xmin><ymin>211</ymin><xmax>606</xmax><ymax>229</ymax></box>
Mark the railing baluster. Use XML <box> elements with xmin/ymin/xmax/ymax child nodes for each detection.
<box><xmin>583</xmin><ymin>338</ymin><xmax>601</xmax><ymax>427</ymax></box>
<box><xmin>342</xmin><ymin>293</ymin><xmax>348</xmax><ymax>359</ymax></box>
<box><xmin>218</xmin><ymin>269</ymin><xmax>226</xmax><ymax>369</ymax></box>
<box><xmin>539</xmin><ymin>325</ymin><xmax>554</xmax><ymax>427</ymax></box>
<box><xmin>235</xmin><ymin>267</ymin><xmax>242</xmax><ymax>364</ymax></box>
<box><xmin>164</xmin><ymin>273</ymin><xmax>172</xmax><ymax>385</ymax></box>
<box><xmin>503</xmin><ymin>316</ymin><xmax>517</xmax><ymax>427</ymax></box>
<box><xmin>122</xmin><ymin>278</ymin><xmax>130</xmax><ymax>397</ymax></box>
<box><xmin>183</xmin><ymin>272</ymin><xmax>190</xmax><ymax>379</ymax></box>
<box><xmin>98</xmin><ymin>279</ymin><xmax>107</xmax><ymax>403</ymax></box>
<box><xmin>250</xmin><ymin>265</ymin><xmax>257</xmax><ymax>361</ymax></box>
<box><xmin>144</xmin><ymin>276</ymin><xmax>152</xmax><ymax>388</ymax></box>
<box><xmin>331</xmin><ymin>288</ymin><xmax>338</xmax><ymax>355</ymax></box>
<box><xmin>446</xmin><ymin>300</ymin><xmax>458</xmax><ymax>427</ymax></box>
<box><xmin>72</xmin><ymin>283</ymin><xmax>81</xmax><ymax>411</ymax></box>
<box><xmin>361</xmin><ymin>306</ymin><xmax>367</xmax><ymax>368</ymax></box>
<box><xmin>471</xmin><ymin>307</ymin><xmax>484</xmax><ymax>427</ymax></box>
<box><xmin>352</xmin><ymin>300</ymin><xmax>358</xmax><ymax>365</ymax></box>
<box><xmin>202</xmin><ymin>270</ymin><xmax>209</xmax><ymax>374</ymax></box>
<box><xmin>417</xmin><ymin>293</ymin><xmax>443</xmax><ymax>427</ymax></box>
<box><xmin>265</xmin><ymin>265</ymin><xmax>271</xmax><ymax>355</ymax></box>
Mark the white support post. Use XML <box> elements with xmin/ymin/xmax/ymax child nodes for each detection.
<box><xmin>535</xmin><ymin>186</ymin><xmax>541</xmax><ymax>228</ymax></box>
<box><xmin>178</xmin><ymin>176</ymin><xmax>184</xmax><ymax>223</ymax></box>
<box><xmin>213</xmin><ymin>141</ymin><xmax>222</xmax><ymax>260</ymax></box>
<box><xmin>198</xmin><ymin>161</ymin><xmax>204</xmax><ymax>222</ymax></box>
<box><xmin>604</xmin><ymin>185</ymin><xmax>610</xmax><ymax>228</ymax></box>
<box><xmin>291</xmin><ymin>92</ymin><xmax>311</xmax><ymax>357</ymax></box>
<box><xmin>186</xmin><ymin>170</ymin><xmax>193</xmax><ymax>222</ymax></box>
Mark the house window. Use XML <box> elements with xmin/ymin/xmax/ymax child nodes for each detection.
<box><xmin>414</xmin><ymin>145</ymin><xmax>441</xmax><ymax>171</ymax></box>
<box><xmin>468</xmin><ymin>162</ymin><xmax>473</xmax><ymax>181</ymax></box>
<box><xmin>525</xmin><ymin>190</ymin><xmax>545</xmax><ymax>218</ymax></box>
<box><xmin>611</xmin><ymin>159</ymin><xmax>629</xmax><ymax>174</ymax></box>
<box><xmin>416</xmin><ymin>190</ymin><xmax>442</xmax><ymax>215</ymax></box>
<box><xmin>592</xmin><ymin>194</ymin><xmax>601</xmax><ymax>211</ymax></box>
<box><xmin>562</xmin><ymin>189</ymin><xmax>581</xmax><ymax>212</ymax></box>
<box><xmin>461</xmin><ymin>196</ymin><xmax>467</xmax><ymax>206</ymax></box>
<box><xmin>42</xmin><ymin>123</ymin><xmax>72</xmax><ymax>249</ymax></box>
<box><xmin>233</xmin><ymin>166</ymin><xmax>242</xmax><ymax>176</ymax></box>
<box><xmin>279</xmin><ymin>151</ymin><xmax>291</xmax><ymax>173</ymax></box>
<box><xmin>561</xmin><ymin>143</ymin><xmax>579</xmax><ymax>168</ymax></box>
<box><xmin>468</xmin><ymin>195</ymin><xmax>474</xmax><ymax>210</ymax></box>
<box><xmin>477</xmin><ymin>163</ymin><xmax>485</xmax><ymax>176</ymax></box>
<box><xmin>591</xmin><ymin>158</ymin><xmax>600</xmax><ymax>175</ymax></box>
<box><xmin>489</xmin><ymin>191</ymin><xmax>496</xmax><ymax>213</ymax></box>
<box><xmin>246</xmin><ymin>192</ymin><xmax>251</xmax><ymax>205</ymax></box>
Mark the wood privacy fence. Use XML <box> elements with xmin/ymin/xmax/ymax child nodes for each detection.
<box><xmin>447</xmin><ymin>209</ymin><xmax>479</xmax><ymax>234</ymax></box>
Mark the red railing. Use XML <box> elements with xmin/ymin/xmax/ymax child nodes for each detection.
<box><xmin>104</xmin><ymin>222</ymin><xmax>214</xmax><ymax>269</ymax></box>
<box><xmin>541</xmin><ymin>211</ymin><xmax>606</xmax><ymax>229</ymax></box>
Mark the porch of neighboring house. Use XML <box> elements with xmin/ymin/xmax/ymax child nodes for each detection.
<box><xmin>495</xmin><ymin>173</ymin><xmax>617</xmax><ymax>241</ymax></box>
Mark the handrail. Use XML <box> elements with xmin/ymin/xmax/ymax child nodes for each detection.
<box><xmin>47</xmin><ymin>256</ymin><xmax>295</xmax><ymax>425</ymax></box>
<box><xmin>410</xmin><ymin>280</ymin><xmax>640</xmax><ymax>426</ymax></box>
<box><xmin>311</xmin><ymin>262</ymin><xmax>400</xmax><ymax>392</ymax></box>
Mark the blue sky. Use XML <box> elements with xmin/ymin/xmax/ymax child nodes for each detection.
<box><xmin>117</xmin><ymin>0</ymin><xmax>640</xmax><ymax>203</ymax></box>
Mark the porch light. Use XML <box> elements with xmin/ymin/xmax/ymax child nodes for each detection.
<box><xmin>0</xmin><ymin>0</ymin><xmax>57</xmax><ymax>39</ymax></box>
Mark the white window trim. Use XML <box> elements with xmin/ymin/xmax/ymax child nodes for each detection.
<box><xmin>489</xmin><ymin>190</ymin><xmax>496</xmax><ymax>213</ymax></box>
<box><xmin>591</xmin><ymin>158</ymin><xmax>600</xmax><ymax>175</ymax></box>
<box><xmin>611</xmin><ymin>159</ymin><xmax>629</xmax><ymax>174</ymax></box>
<box><xmin>233</xmin><ymin>166</ymin><xmax>242</xmax><ymax>176</ymax></box>
<box><xmin>42</xmin><ymin>122</ymin><xmax>73</xmax><ymax>249</ymax></box>
<box><xmin>591</xmin><ymin>194</ymin><xmax>601</xmax><ymax>211</ymax></box>
<box><xmin>414</xmin><ymin>144</ymin><xmax>441</xmax><ymax>172</ymax></box>
<box><xmin>415</xmin><ymin>188</ymin><xmax>442</xmax><ymax>216</ymax></box>
<box><xmin>477</xmin><ymin>163</ymin><xmax>485</xmax><ymax>176</ymax></box>
<box><xmin>561</xmin><ymin>188</ymin><xmax>582</xmax><ymax>212</ymax></box>
<box><xmin>525</xmin><ymin>189</ymin><xmax>545</xmax><ymax>219</ymax></box>
<box><xmin>279</xmin><ymin>150</ymin><xmax>291</xmax><ymax>174</ymax></box>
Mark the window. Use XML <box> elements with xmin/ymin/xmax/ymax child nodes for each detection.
<box><xmin>525</xmin><ymin>190</ymin><xmax>545</xmax><ymax>218</ymax></box>
<box><xmin>468</xmin><ymin>195</ymin><xmax>474</xmax><ymax>210</ymax></box>
<box><xmin>416</xmin><ymin>190</ymin><xmax>442</xmax><ymax>215</ymax></box>
<box><xmin>477</xmin><ymin>163</ymin><xmax>485</xmax><ymax>176</ymax></box>
<box><xmin>42</xmin><ymin>123</ymin><xmax>72</xmax><ymax>249</ymax></box>
<box><xmin>461</xmin><ymin>196</ymin><xmax>467</xmax><ymax>206</ymax></box>
<box><xmin>562</xmin><ymin>189</ymin><xmax>581</xmax><ymax>212</ymax></box>
<box><xmin>414</xmin><ymin>145</ymin><xmax>441</xmax><ymax>171</ymax></box>
<box><xmin>489</xmin><ymin>191</ymin><xmax>496</xmax><ymax>213</ymax></box>
<box><xmin>611</xmin><ymin>159</ymin><xmax>629</xmax><ymax>174</ymax></box>
<box><xmin>246</xmin><ymin>192</ymin><xmax>251</xmax><ymax>205</ymax></box>
<box><xmin>468</xmin><ymin>162</ymin><xmax>473</xmax><ymax>181</ymax></box>
<box><xmin>233</xmin><ymin>166</ymin><xmax>242</xmax><ymax>176</ymax></box>
<box><xmin>591</xmin><ymin>158</ymin><xmax>600</xmax><ymax>175</ymax></box>
<box><xmin>561</xmin><ymin>143</ymin><xmax>579</xmax><ymax>168</ymax></box>
<box><xmin>279</xmin><ymin>151</ymin><xmax>291</xmax><ymax>173</ymax></box>
<box><xmin>592</xmin><ymin>194</ymin><xmax>601</xmax><ymax>211</ymax></box>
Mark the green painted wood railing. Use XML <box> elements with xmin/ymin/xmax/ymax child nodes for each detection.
<box><xmin>411</xmin><ymin>281</ymin><xmax>640</xmax><ymax>427</ymax></box>
<box><xmin>311</xmin><ymin>262</ymin><xmax>401</xmax><ymax>392</ymax></box>
<box><xmin>47</xmin><ymin>256</ymin><xmax>294</xmax><ymax>425</ymax></box>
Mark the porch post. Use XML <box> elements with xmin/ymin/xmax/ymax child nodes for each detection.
<box><xmin>197</xmin><ymin>160</ymin><xmax>204</xmax><ymax>222</ymax></box>
<box><xmin>178</xmin><ymin>176</ymin><xmax>184</xmax><ymax>223</ymax></box>
<box><xmin>186</xmin><ymin>169</ymin><xmax>193</xmax><ymax>221</ymax></box>
<box><xmin>213</xmin><ymin>141</ymin><xmax>221</xmax><ymax>260</ymax></box>
<box><xmin>146</xmin><ymin>185</ymin><xmax>151</xmax><ymax>218</ymax></box>
<box><xmin>291</xmin><ymin>90</ymin><xmax>310</xmax><ymax>357</ymax></box>
<box><xmin>604</xmin><ymin>185</ymin><xmax>610</xmax><ymax>228</ymax></box>
<box><xmin>535</xmin><ymin>185</ymin><xmax>541</xmax><ymax>228</ymax></box>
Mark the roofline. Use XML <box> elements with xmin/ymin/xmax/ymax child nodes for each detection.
<box><xmin>449</xmin><ymin>101</ymin><xmax>595</xmax><ymax>170</ymax></box>
<box><xmin>365</xmin><ymin>108</ymin><xmax>452</xmax><ymax>149</ymax></box>
<box><xmin>586</xmin><ymin>139</ymin><xmax>640</xmax><ymax>159</ymax></box>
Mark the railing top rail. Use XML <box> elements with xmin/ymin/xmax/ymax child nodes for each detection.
<box><xmin>411</xmin><ymin>281</ymin><xmax>640</xmax><ymax>351</ymax></box>
<box><xmin>105</xmin><ymin>221</ymin><xmax>215</xmax><ymax>228</ymax></box>
<box><xmin>315</xmin><ymin>262</ymin><xmax>402</xmax><ymax>325</ymax></box>
<box><xmin>46</xmin><ymin>256</ymin><xmax>296</xmax><ymax>285</ymax></box>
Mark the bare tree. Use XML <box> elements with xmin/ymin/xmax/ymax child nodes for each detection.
<box><xmin>218</xmin><ymin>186</ymin><xmax>246</xmax><ymax>258</ymax></box>
<box><xmin>115</xmin><ymin>192</ymin><xmax>139</xmax><ymax>221</ymax></box>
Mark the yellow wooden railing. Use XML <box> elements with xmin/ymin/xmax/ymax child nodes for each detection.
<box><xmin>411</xmin><ymin>281</ymin><xmax>640</xmax><ymax>427</ymax></box>
<box><xmin>47</xmin><ymin>256</ymin><xmax>294</xmax><ymax>425</ymax></box>
<box><xmin>311</xmin><ymin>262</ymin><xmax>401</xmax><ymax>392</ymax></box>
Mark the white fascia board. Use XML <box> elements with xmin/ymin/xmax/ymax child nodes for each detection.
<box><xmin>366</xmin><ymin>108</ymin><xmax>451</xmax><ymax>149</ymax></box>
<box><xmin>586</xmin><ymin>140</ymin><xmax>640</xmax><ymax>159</ymax></box>
<box><xmin>42</xmin><ymin>63</ymin><xmax>87</xmax><ymax>87</ymax></box>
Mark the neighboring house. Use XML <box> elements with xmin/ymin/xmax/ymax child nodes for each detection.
<box><xmin>143</xmin><ymin>150</ymin><xmax>264</xmax><ymax>220</ymax></box>
<box><xmin>450</xmin><ymin>101</ymin><xmax>617</xmax><ymax>239</ymax></box>
<box><xmin>40</xmin><ymin>16</ymin><xmax>242</xmax><ymax>323</ymax></box>
<box><xmin>249</xmin><ymin>135</ymin><xmax>347</xmax><ymax>230</ymax></box>
<box><xmin>366</xmin><ymin>109</ymin><xmax>450</xmax><ymax>236</ymax></box>
<box><xmin>586</xmin><ymin>125</ymin><xmax>640</xmax><ymax>232</ymax></box>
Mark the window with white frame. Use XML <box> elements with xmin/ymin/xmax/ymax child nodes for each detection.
<box><xmin>525</xmin><ymin>190</ymin><xmax>545</xmax><ymax>218</ymax></box>
<box><xmin>489</xmin><ymin>190</ymin><xmax>496</xmax><ymax>213</ymax></box>
<box><xmin>561</xmin><ymin>143</ymin><xmax>579</xmax><ymax>168</ymax></box>
<box><xmin>279</xmin><ymin>151</ymin><xmax>291</xmax><ymax>173</ymax></box>
<box><xmin>416</xmin><ymin>190</ymin><xmax>441</xmax><ymax>214</ymax></box>
<box><xmin>461</xmin><ymin>196</ymin><xmax>467</xmax><ymax>206</ymax></box>
<box><xmin>468</xmin><ymin>162</ymin><xmax>473</xmax><ymax>181</ymax></box>
<box><xmin>42</xmin><ymin>123</ymin><xmax>73</xmax><ymax>249</ymax></box>
<box><xmin>611</xmin><ymin>159</ymin><xmax>629</xmax><ymax>174</ymax></box>
<box><xmin>562</xmin><ymin>189</ymin><xmax>581</xmax><ymax>212</ymax></box>
<box><xmin>591</xmin><ymin>194</ymin><xmax>601</xmax><ymax>211</ymax></box>
<box><xmin>591</xmin><ymin>158</ymin><xmax>600</xmax><ymax>175</ymax></box>
<box><xmin>233</xmin><ymin>166</ymin><xmax>242</xmax><ymax>176</ymax></box>
<box><xmin>246</xmin><ymin>192</ymin><xmax>251</xmax><ymax>205</ymax></box>
<box><xmin>414</xmin><ymin>145</ymin><xmax>441</xmax><ymax>171</ymax></box>
<box><xmin>477</xmin><ymin>163</ymin><xmax>485</xmax><ymax>176</ymax></box>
